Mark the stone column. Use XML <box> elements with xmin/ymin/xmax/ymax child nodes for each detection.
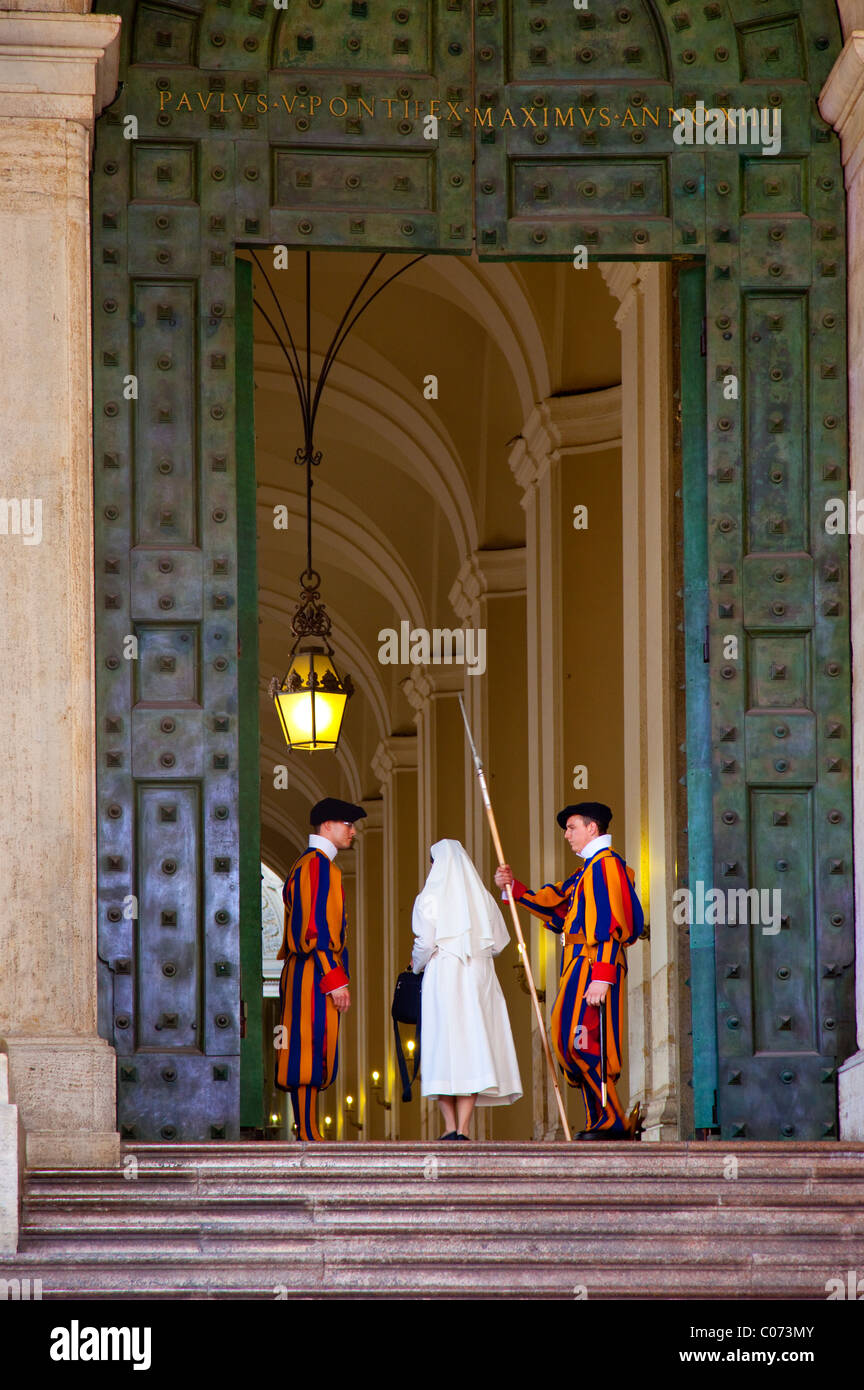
<box><xmin>601</xmin><ymin>263</ymin><xmax>680</xmax><ymax>1141</ymax></box>
<box><xmin>333</xmin><ymin>855</ymin><xmax>357</xmax><ymax>1142</ymax></box>
<box><xmin>450</xmin><ymin>549</ymin><xmax>530</xmax><ymax>1141</ymax></box>
<box><xmin>0</xmin><ymin>12</ymin><xmax>121</xmax><ymax>1167</ymax></box>
<box><xmin>821</xmin><ymin>33</ymin><xmax>864</xmax><ymax>1137</ymax></box>
<box><xmin>402</xmin><ymin>665</ymin><xmax>466</xmax><ymax>870</ymax></box>
<box><xmin>402</xmin><ymin>666</ymin><xmax>465</xmax><ymax>1138</ymax></box>
<box><xmin>371</xmin><ymin>737</ymin><xmax>418</xmax><ymax>1139</ymax></box>
<box><xmin>352</xmin><ymin>799</ymin><xmax>383</xmax><ymax>1140</ymax></box>
<box><xmin>509</xmin><ymin>390</ymin><xmax>624</xmax><ymax>1139</ymax></box>
<box><xmin>0</xmin><ymin>1049</ymin><xmax>23</xmax><ymax>1255</ymax></box>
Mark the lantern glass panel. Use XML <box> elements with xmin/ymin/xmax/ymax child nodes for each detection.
<box><xmin>274</xmin><ymin>648</ymin><xmax>348</xmax><ymax>751</ymax></box>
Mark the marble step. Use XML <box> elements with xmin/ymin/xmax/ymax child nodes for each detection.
<box><xmin>24</xmin><ymin>1174</ymin><xmax>864</xmax><ymax>1203</ymax></box>
<box><xmin>21</xmin><ymin>1197</ymin><xmax>864</xmax><ymax>1235</ymax></box>
<box><xmin>24</xmin><ymin>1142</ymin><xmax>864</xmax><ymax>1187</ymax></box>
<box><xmin>12</xmin><ymin>1220</ymin><xmax>862</xmax><ymax>1284</ymax></box>
<box><xmin>3</xmin><ymin>1142</ymin><xmax>862</xmax><ymax>1300</ymax></box>
<box><xmin>115</xmin><ymin>1139</ymin><xmax>864</xmax><ymax>1171</ymax></box>
<box><xmin>0</xmin><ymin>1251</ymin><xmax>850</xmax><ymax>1300</ymax></box>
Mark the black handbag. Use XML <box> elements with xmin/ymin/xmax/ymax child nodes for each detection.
<box><xmin>391</xmin><ymin>969</ymin><xmax>422</xmax><ymax>1102</ymax></box>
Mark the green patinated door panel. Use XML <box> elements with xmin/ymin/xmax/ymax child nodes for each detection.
<box><xmin>92</xmin><ymin>0</ymin><xmax>854</xmax><ymax>1140</ymax></box>
<box><xmin>94</xmin><ymin>84</ymin><xmax>249</xmax><ymax>1144</ymax></box>
<box><xmin>475</xmin><ymin>0</ymin><xmax>854</xmax><ymax>1139</ymax></box>
<box><xmin>109</xmin><ymin>0</ymin><xmax>473</xmax><ymax>253</ymax></box>
<box><xmin>706</xmin><ymin>150</ymin><xmax>854</xmax><ymax>1140</ymax></box>
<box><xmin>235</xmin><ymin>258</ymin><xmax>264</xmax><ymax>1130</ymax></box>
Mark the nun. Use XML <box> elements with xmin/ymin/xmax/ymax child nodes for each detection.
<box><xmin>411</xmin><ymin>838</ymin><xmax>522</xmax><ymax>1139</ymax></box>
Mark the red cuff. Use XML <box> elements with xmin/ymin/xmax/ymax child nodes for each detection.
<box><xmin>591</xmin><ymin>961</ymin><xmax>618</xmax><ymax>984</ymax></box>
<box><xmin>510</xmin><ymin>879</ymin><xmax>528</xmax><ymax>901</ymax></box>
<box><xmin>320</xmin><ymin>966</ymin><xmax>349</xmax><ymax>994</ymax></box>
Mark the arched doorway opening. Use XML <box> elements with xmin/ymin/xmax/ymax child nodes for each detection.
<box><xmin>88</xmin><ymin>0</ymin><xmax>854</xmax><ymax>1145</ymax></box>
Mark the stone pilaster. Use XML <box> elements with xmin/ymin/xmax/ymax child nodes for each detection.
<box><xmin>402</xmin><ymin>667</ymin><xmax>466</xmax><ymax>1139</ymax></box>
<box><xmin>601</xmin><ymin>263</ymin><xmax>680</xmax><ymax>1142</ymax></box>
<box><xmin>352</xmin><ymin>800</ymin><xmax>383</xmax><ymax>1140</ymax></box>
<box><xmin>0</xmin><ymin>1051</ymin><xmax>23</xmax><ymax>1255</ymax></box>
<box><xmin>333</xmin><ymin>854</ymin><xmax>357</xmax><ymax>1143</ymax></box>
<box><xmin>449</xmin><ymin>549</ymin><xmax>531</xmax><ymax>1141</ymax></box>
<box><xmin>821</xmin><ymin>35</ymin><xmax>864</xmax><ymax>1137</ymax></box>
<box><xmin>402</xmin><ymin>665</ymin><xmax>466</xmax><ymax>869</ymax></box>
<box><xmin>838</xmin><ymin>4</ymin><xmax>864</xmax><ymax>42</ymax></box>
<box><xmin>510</xmin><ymin>389</ymin><xmax>623</xmax><ymax>1139</ymax></box>
<box><xmin>0</xmin><ymin>11</ymin><xmax>121</xmax><ymax>1168</ymax></box>
<box><xmin>449</xmin><ymin>547</ymin><xmax>527</xmax><ymax>876</ymax></box>
<box><xmin>371</xmin><ymin>738</ymin><xmax>418</xmax><ymax>1139</ymax></box>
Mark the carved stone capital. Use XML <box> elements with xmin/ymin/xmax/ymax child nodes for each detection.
<box><xmin>838</xmin><ymin>3</ymin><xmax>864</xmax><ymax>40</ymax></box>
<box><xmin>820</xmin><ymin>32</ymin><xmax>864</xmax><ymax>186</ymax></box>
<box><xmin>509</xmin><ymin>388</ymin><xmax>623</xmax><ymax>496</ymax></box>
<box><xmin>449</xmin><ymin>548</ymin><xmax>526</xmax><ymax>622</ymax></box>
<box><xmin>599</xmin><ymin>260</ymin><xmax>649</xmax><ymax>330</ymax></box>
<box><xmin>599</xmin><ymin>260</ymin><xmax>641</xmax><ymax>305</ymax></box>
<box><xmin>371</xmin><ymin>735</ymin><xmax>417</xmax><ymax>786</ymax></box>
<box><xmin>401</xmin><ymin>664</ymin><xmax>465</xmax><ymax>711</ymax></box>
<box><xmin>0</xmin><ymin>13</ymin><xmax>121</xmax><ymax>141</ymax></box>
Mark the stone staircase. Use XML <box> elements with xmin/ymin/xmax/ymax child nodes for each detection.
<box><xmin>2</xmin><ymin>1142</ymin><xmax>864</xmax><ymax>1299</ymax></box>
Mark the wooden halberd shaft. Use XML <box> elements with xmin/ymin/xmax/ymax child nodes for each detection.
<box><xmin>458</xmin><ymin>697</ymin><xmax>572</xmax><ymax>1142</ymax></box>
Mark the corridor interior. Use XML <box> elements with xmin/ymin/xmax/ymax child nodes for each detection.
<box><xmin>248</xmin><ymin>250</ymin><xmax>629</xmax><ymax>1140</ymax></box>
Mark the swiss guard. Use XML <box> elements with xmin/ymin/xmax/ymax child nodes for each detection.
<box><xmin>275</xmin><ymin>796</ymin><xmax>366</xmax><ymax>1140</ymax></box>
<box><xmin>495</xmin><ymin>802</ymin><xmax>645</xmax><ymax>1140</ymax></box>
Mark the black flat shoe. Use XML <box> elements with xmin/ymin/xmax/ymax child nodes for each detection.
<box><xmin>454</xmin><ymin>1133</ymin><xmax>469</xmax><ymax>1140</ymax></box>
<box><xmin>439</xmin><ymin>1131</ymin><xmax>457</xmax><ymax>1140</ymax></box>
<box><xmin>575</xmin><ymin>1128</ymin><xmax>627</xmax><ymax>1141</ymax></box>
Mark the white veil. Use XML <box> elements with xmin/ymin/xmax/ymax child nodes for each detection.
<box><xmin>412</xmin><ymin>838</ymin><xmax>510</xmax><ymax>963</ymax></box>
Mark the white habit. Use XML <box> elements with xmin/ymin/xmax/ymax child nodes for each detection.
<box><xmin>411</xmin><ymin>839</ymin><xmax>522</xmax><ymax>1105</ymax></box>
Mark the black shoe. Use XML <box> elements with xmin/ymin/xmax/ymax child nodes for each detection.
<box><xmin>575</xmin><ymin>1128</ymin><xmax>627</xmax><ymax>1141</ymax></box>
<box><xmin>454</xmin><ymin>1133</ymin><xmax>469</xmax><ymax>1141</ymax></box>
<box><xmin>439</xmin><ymin>1131</ymin><xmax>457</xmax><ymax>1140</ymax></box>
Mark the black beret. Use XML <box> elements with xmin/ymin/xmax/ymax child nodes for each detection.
<box><xmin>310</xmin><ymin>797</ymin><xmax>367</xmax><ymax>826</ymax></box>
<box><xmin>557</xmin><ymin>801</ymin><xmax>613</xmax><ymax>830</ymax></box>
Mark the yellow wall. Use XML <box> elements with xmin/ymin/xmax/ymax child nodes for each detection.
<box><xmin>254</xmin><ymin>252</ymin><xmax>629</xmax><ymax>1140</ymax></box>
<box><xmin>561</xmin><ymin>442</ymin><xmax>628</xmax><ymax>1119</ymax></box>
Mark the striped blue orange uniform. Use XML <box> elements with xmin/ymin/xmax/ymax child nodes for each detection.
<box><xmin>275</xmin><ymin>847</ymin><xmax>349</xmax><ymax>1140</ymax></box>
<box><xmin>512</xmin><ymin>848</ymin><xmax>644</xmax><ymax>1135</ymax></box>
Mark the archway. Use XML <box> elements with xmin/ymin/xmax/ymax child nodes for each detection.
<box><xmin>89</xmin><ymin>0</ymin><xmax>853</xmax><ymax>1143</ymax></box>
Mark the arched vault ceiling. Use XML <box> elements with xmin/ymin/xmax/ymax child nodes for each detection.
<box><xmin>246</xmin><ymin>249</ymin><xmax>549</xmax><ymax>426</ymax></box>
<box><xmin>407</xmin><ymin>257</ymin><xmax>552</xmax><ymax>414</ymax></box>
<box><xmin>260</xmin><ymin>730</ymin><xmax>363</xmax><ymax>806</ymax></box>
<box><xmin>261</xmin><ymin>803</ymin><xmax>307</xmax><ymax>857</ymax></box>
<box><xmin>259</xmin><ymin>826</ymin><xmax>301</xmax><ymax>880</ymax></box>
<box><xmin>254</xmin><ymin>346</ymin><xmax>477</xmax><ymax>557</ymax></box>
<box><xmin>256</xmin><ymin>484</ymin><xmax>427</xmax><ymax>630</ymax></box>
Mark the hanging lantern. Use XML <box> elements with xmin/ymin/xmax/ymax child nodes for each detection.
<box><xmin>255</xmin><ymin>250</ymin><xmax>422</xmax><ymax>757</ymax></box>
<box><xmin>270</xmin><ymin>569</ymin><xmax>354</xmax><ymax>752</ymax></box>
